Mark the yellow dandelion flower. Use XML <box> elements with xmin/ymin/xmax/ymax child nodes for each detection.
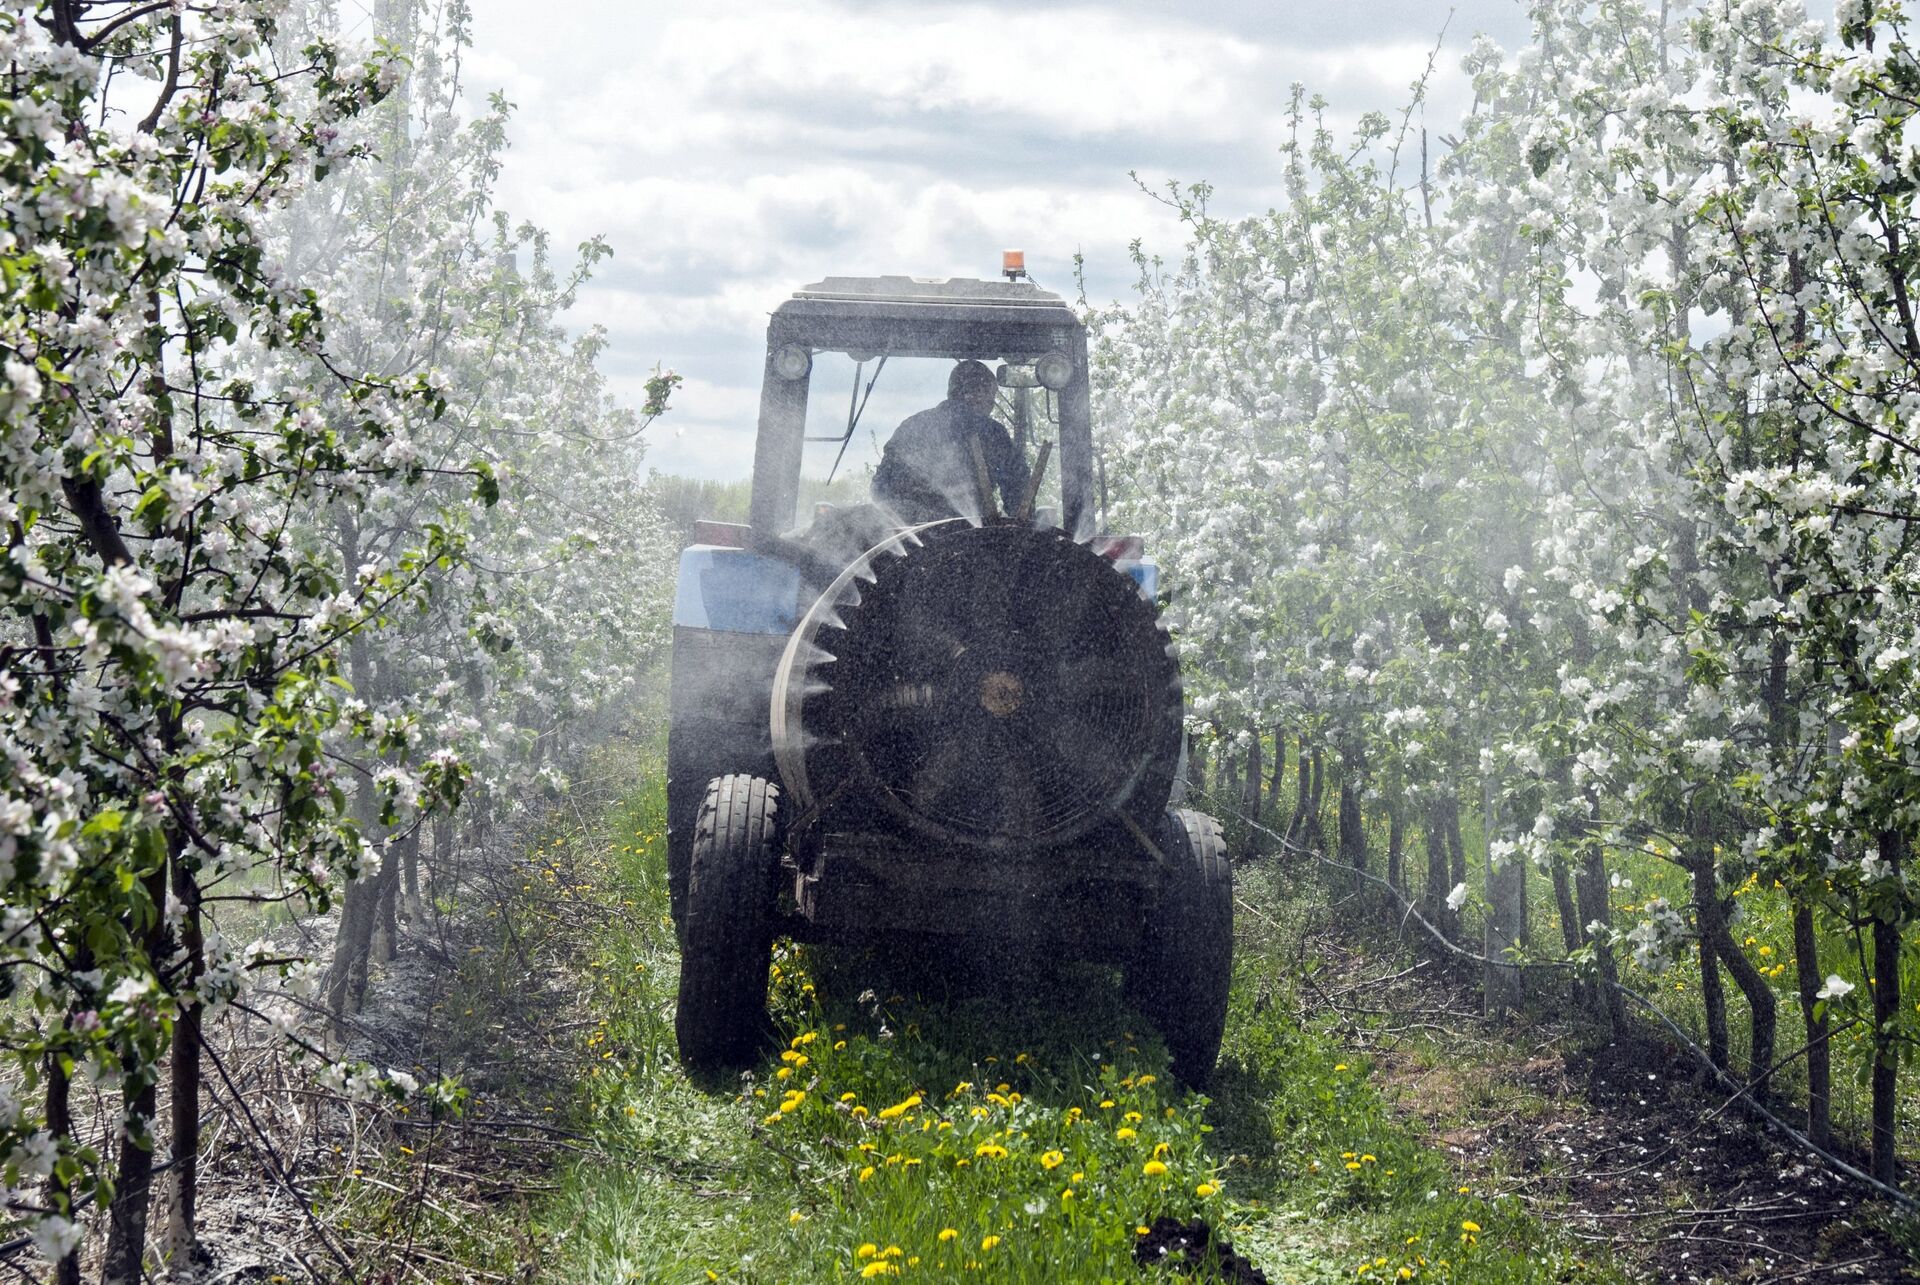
<box><xmin>856</xmin><ymin>1244</ymin><xmax>878</xmax><ymax>1260</ymax></box>
<box><xmin>980</xmin><ymin>1235</ymin><xmax>1001</xmax><ymax>1251</ymax></box>
<box><xmin>1461</xmin><ymin>1220</ymin><xmax>1481</xmax><ymax>1234</ymax></box>
<box><xmin>938</xmin><ymin>1229</ymin><xmax>958</xmax><ymax>1242</ymax></box>
<box><xmin>1196</xmin><ymin>1182</ymin><xmax>1218</xmax><ymax>1197</ymax></box>
<box><xmin>1116</xmin><ymin>1127</ymin><xmax>1137</xmax><ymax>1141</ymax></box>
<box><xmin>878</xmin><ymin>1094</ymin><xmax>922</xmax><ymax>1121</ymax></box>
<box><xmin>1040</xmin><ymin>1150</ymin><xmax>1065</xmax><ymax>1170</ymax></box>
<box><xmin>1143</xmin><ymin>1160</ymin><xmax>1169</xmax><ymax>1177</ymax></box>
<box><xmin>858</xmin><ymin>1165</ymin><xmax>875</xmax><ymax>1182</ymax></box>
<box><xmin>859</xmin><ymin>1262</ymin><xmax>896</xmax><ymax>1278</ymax></box>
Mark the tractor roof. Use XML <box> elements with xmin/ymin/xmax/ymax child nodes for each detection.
<box><xmin>769</xmin><ymin>275</ymin><xmax>1082</xmax><ymax>362</ymax></box>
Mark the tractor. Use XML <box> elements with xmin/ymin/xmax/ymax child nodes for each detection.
<box><xmin>666</xmin><ymin>262</ymin><xmax>1233</xmax><ymax>1085</ymax></box>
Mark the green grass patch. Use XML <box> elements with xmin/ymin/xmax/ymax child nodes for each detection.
<box><xmin>514</xmin><ymin>772</ymin><xmax>1625</xmax><ymax>1284</ymax></box>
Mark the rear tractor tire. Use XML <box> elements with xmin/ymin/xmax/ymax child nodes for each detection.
<box><xmin>675</xmin><ymin>775</ymin><xmax>782</xmax><ymax>1073</ymax></box>
<box><xmin>1126</xmin><ymin>808</ymin><xmax>1233</xmax><ymax>1088</ymax></box>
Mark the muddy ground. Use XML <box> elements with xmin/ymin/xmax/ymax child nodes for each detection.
<box><xmin>1299</xmin><ymin>925</ymin><xmax>1918</xmax><ymax>1284</ymax></box>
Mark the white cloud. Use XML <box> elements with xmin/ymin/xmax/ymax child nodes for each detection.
<box><xmin>459</xmin><ymin>0</ymin><xmax>1510</xmax><ymax>479</ymax></box>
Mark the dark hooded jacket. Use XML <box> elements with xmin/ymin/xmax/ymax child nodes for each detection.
<box><xmin>871</xmin><ymin>398</ymin><xmax>1031</xmax><ymax>523</ymax></box>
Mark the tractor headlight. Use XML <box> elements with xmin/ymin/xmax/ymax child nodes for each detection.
<box><xmin>1035</xmin><ymin>350</ymin><xmax>1074</xmax><ymax>391</ymax></box>
<box><xmin>773</xmin><ymin>343</ymin><xmax>812</xmax><ymax>381</ymax></box>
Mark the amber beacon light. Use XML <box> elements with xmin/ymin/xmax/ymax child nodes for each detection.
<box><xmin>1002</xmin><ymin>249</ymin><xmax>1027</xmax><ymax>281</ymax></box>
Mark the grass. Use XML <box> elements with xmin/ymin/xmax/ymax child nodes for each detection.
<box><xmin>491</xmin><ymin>762</ymin><xmax>1627</xmax><ymax>1284</ymax></box>
<box><xmin>1223</xmin><ymin>758</ymin><xmax>1919</xmax><ymax>1162</ymax></box>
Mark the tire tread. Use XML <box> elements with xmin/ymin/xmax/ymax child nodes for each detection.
<box><xmin>1128</xmin><ymin>807</ymin><xmax>1233</xmax><ymax>1087</ymax></box>
<box><xmin>675</xmin><ymin>774</ymin><xmax>781</xmax><ymax>1071</ymax></box>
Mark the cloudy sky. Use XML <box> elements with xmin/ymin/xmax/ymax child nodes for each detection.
<box><xmin>456</xmin><ymin>0</ymin><xmax>1539</xmax><ymax>481</ymax></box>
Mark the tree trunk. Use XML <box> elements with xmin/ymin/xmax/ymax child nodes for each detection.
<box><xmin>1241</xmin><ymin>731</ymin><xmax>1264</xmax><ymax>856</ymax></box>
<box><xmin>1550</xmin><ymin>853</ymin><xmax>1595</xmax><ymax>1014</ymax></box>
<box><xmin>1574</xmin><ymin>837</ymin><xmax>1625</xmax><ymax>1034</ymax></box>
<box><xmin>47</xmin><ymin>1049</ymin><xmax>79</xmax><ymax>1285</ymax></box>
<box><xmin>102</xmin><ymin>1078</ymin><xmax>159</xmax><ymax>1285</ymax></box>
<box><xmin>101</xmin><ymin>843</ymin><xmax>171</xmax><ymax>1285</ymax></box>
<box><xmin>327</xmin><ymin>875</ymin><xmax>379</xmax><ymax>1026</ymax></box>
<box><xmin>1790</xmin><ymin>898</ymin><xmax>1832</xmax><ymax>1150</ymax></box>
<box><xmin>1265</xmin><ymin>728</ymin><xmax>1285</xmax><ymax>823</ymax></box>
<box><xmin>1443</xmin><ymin>797</ymin><xmax>1467</xmax><ymax>896</ymax></box>
<box><xmin>1303</xmin><ymin>748</ymin><xmax>1327</xmax><ymax>852</ymax></box>
<box><xmin>373</xmin><ymin>860</ymin><xmax>400</xmax><ymax>965</ymax></box>
<box><xmin>165</xmin><ymin>847</ymin><xmax>206</xmax><ymax>1269</ymax></box>
<box><xmin>1338</xmin><ymin>777</ymin><xmax>1367</xmax><ymax>886</ymax></box>
<box><xmin>1285</xmin><ymin>733</ymin><xmax>1312</xmax><ymax>852</ymax></box>
<box><xmin>1871</xmin><ymin>830</ymin><xmax>1904</xmax><ymax>1187</ymax></box>
<box><xmin>373</xmin><ymin>828</ymin><xmax>414</xmax><ymax>965</ymax></box>
<box><xmin>1242</xmin><ymin>731</ymin><xmax>1263</xmax><ymax>817</ymax></box>
<box><xmin>1484</xmin><ymin>778</ymin><xmax>1526</xmax><ymax>1017</ymax></box>
<box><xmin>1710</xmin><ymin>894</ymin><xmax>1778</xmax><ymax>1092</ymax></box>
<box><xmin>1550</xmin><ymin>855</ymin><xmax>1582</xmax><ymax>955</ymax></box>
<box><xmin>425</xmin><ymin>813</ymin><xmax>454</xmax><ymax>916</ymax></box>
<box><xmin>1687</xmin><ymin>830</ymin><xmax>1730</xmax><ymax>1072</ymax></box>
<box><xmin>404</xmin><ymin>822</ymin><xmax>423</xmax><ymax>917</ymax></box>
<box><xmin>1424</xmin><ymin>798</ymin><xmax>1456</xmax><ymax>939</ymax></box>
<box><xmin>1385</xmin><ymin>802</ymin><xmax>1405</xmax><ymax>897</ymax></box>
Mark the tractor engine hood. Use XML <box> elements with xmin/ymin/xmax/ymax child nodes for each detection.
<box><xmin>771</xmin><ymin>521</ymin><xmax>1182</xmax><ymax>855</ymax></box>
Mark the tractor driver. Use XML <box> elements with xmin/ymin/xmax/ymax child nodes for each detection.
<box><xmin>872</xmin><ymin>360</ymin><xmax>1030</xmax><ymax>523</ymax></box>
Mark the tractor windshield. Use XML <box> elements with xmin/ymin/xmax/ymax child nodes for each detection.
<box><xmin>797</xmin><ymin>352</ymin><xmax>1065</xmax><ymax>527</ymax></box>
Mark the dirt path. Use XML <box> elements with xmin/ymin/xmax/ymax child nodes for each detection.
<box><xmin>1298</xmin><ymin>926</ymin><xmax>1918</xmax><ymax>1283</ymax></box>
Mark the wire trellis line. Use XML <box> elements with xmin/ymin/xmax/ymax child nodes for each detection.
<box><xmin>1194</xmin><ymin>789</ymin><xmax>1916</xmax><ymax>1211</ymax></box>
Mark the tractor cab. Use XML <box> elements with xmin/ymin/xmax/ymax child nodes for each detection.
<box><xmin>746</xmin><ymin>267</ymin><xmax>1096</xmax><ymax>539</ymax></box>
<box><xmin>665</xmin><ymin>259</ymin><xmax>1231</xmax><ymax>1087</ymax></box>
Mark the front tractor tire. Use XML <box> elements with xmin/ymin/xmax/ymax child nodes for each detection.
<box><xmin>1127</xmin><ymin>808</ymin><xmax>1234</xmax><ymax>1088</ymax></box>
<box><xmin>675</xmin><ymin>775</ymin><xmax>782</xmax><ymax>1073</ymax></box>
